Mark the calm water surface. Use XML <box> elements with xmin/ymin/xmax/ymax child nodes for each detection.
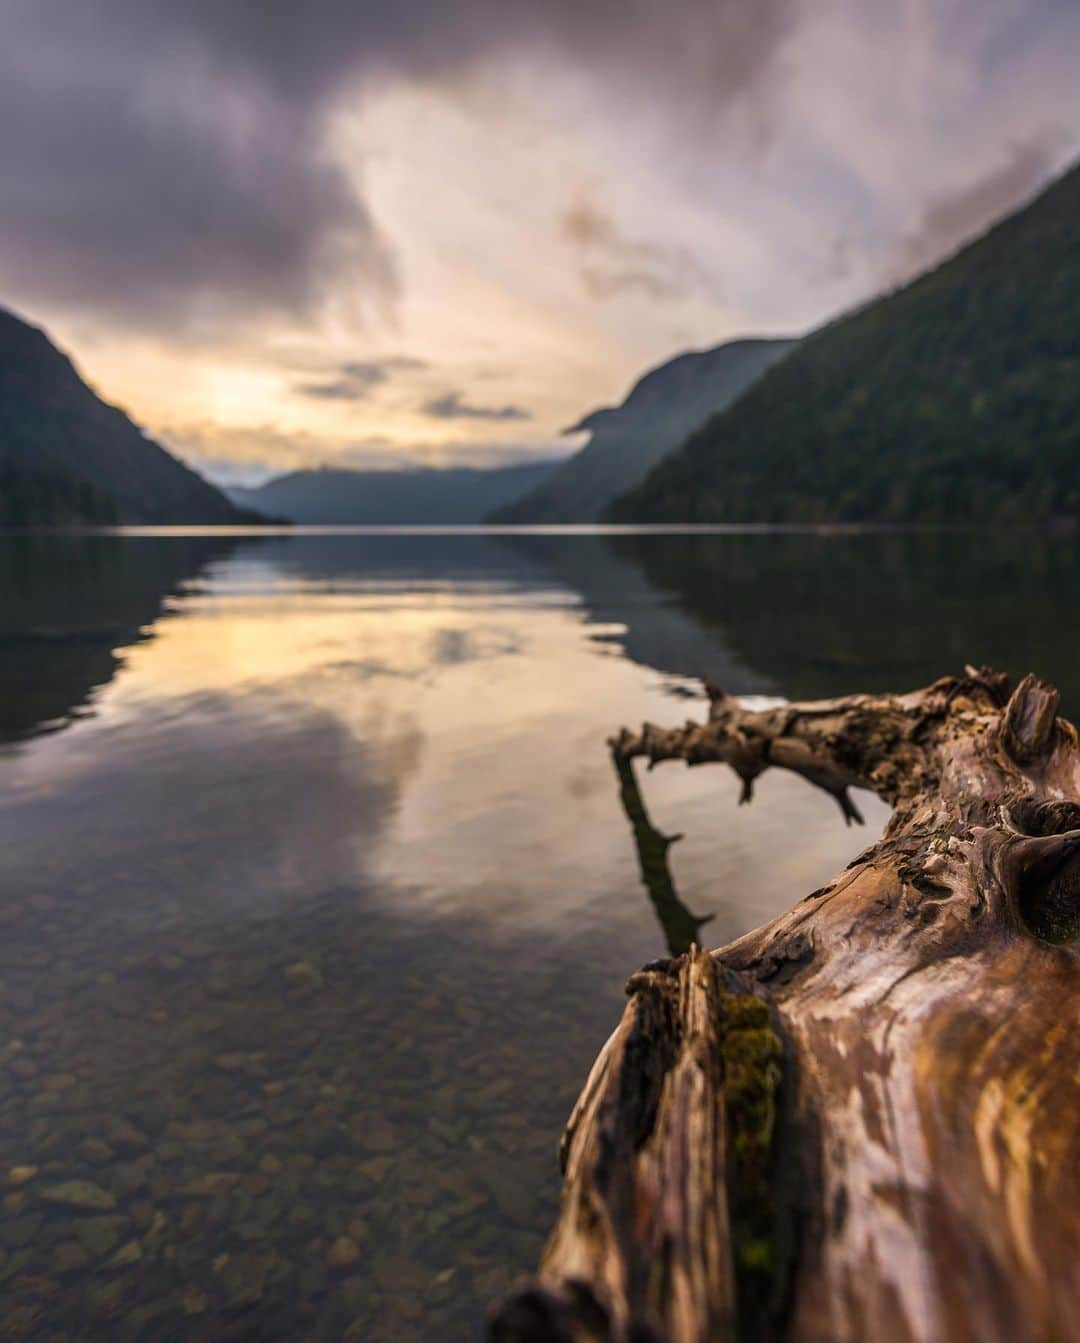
<box><xmin>1</xmin><ymin>528</ymin><xmax>1077</xmax><ymax>1340</ymax></box>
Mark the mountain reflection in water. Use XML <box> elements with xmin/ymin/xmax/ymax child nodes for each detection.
<box><xmin>6</xmin><ymin>528</ymin><xmax>1080</xmax><ymax>749</ymax></box>
<box><xmin>0</xmin><ymin>533</ymin><xmax>240</xmax><ymax>743</ymax></box>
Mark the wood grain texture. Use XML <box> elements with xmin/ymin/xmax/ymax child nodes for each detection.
<box><xmin>489</xmin><ymin>669</ymin><xmax>1080</xmax><ymax>1343</ymax></box>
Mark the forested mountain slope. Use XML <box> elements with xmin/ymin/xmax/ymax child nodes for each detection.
<box><xmin>493</xmin><ymin>338</ymin><xmax>795</xmax><ymax>522</ymax></box>
<box><xmin>612</xmin><ymin>160</ymin><xmax>1080</xmax><ymax>523</ymax></box>
<box><xmin>0</xmin><ymin>308</ymin><xmax>248</xmax><ymax>525</ymax></box>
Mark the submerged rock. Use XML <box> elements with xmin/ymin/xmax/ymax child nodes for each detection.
<box><xmin>107</xmin><ymin>1240</ymin><xmax>143</xmax><ymax>1268</ymax></box>
<box><xmin>41</xmin><ymin>1180</ymin><xmax>116</xmax><ymax>1211</ymax></box>
<box><xmin>72</xmin><ymin>1217</ymin><xmax>129</xmax><ymax>1258</ymax></box>
<box><xmin>327</xmin><ymin>1236</ymin><xmax>362</xmax><ymax>1270</ymax></box>
<box><xmin>214</xmin><ymin>1251</ymin><xmax>273</xmax><ymax>1309</ymax></box>
<box><xmin>77</xmin><ymin>1136</ymin><xmax>115</xmax><ymax>1164</ymax></box>
<box><xmin>52</xmin><ymin>1240</ymin><xmax>92</xmax><ymax>1274</ymax></box>
<box><xmin>182</xmin><ymin>1286</ymin><xmax>209</xmax><ymax>1316</ymax></box>
<box><xmin>102</xmin><ymin>1117</ymin><xmax>150</xmax><ymax>1154</ymax></box>
<box><xmin>214</xmin><ymin>1051</ymin><xmax>266</xmax><ymax>1075</ymax></box>
<box><xmin>109</xmin><ymin>1160</ymin><xmax>150</xmax><ymax>1198</ymax></box>
<box><xmin>176</xmin><ymin>1172</ymin><xmax>241</xmax><ymax>1197</ymax></box>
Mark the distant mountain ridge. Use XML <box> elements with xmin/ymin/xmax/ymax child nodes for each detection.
<box><xmin>227</xmin><ymin>460</ymin><xmax>558</xmax><ymax>524</ymax></box>
<box><xmin>0</xmin><ymin>307</ymin><xmax>250</xmax><ymax>525</ymax></box>
<box><xmin>612</xmin><ymin>157</ymin><xmax>1080</xmax><ymax>524</ymax></box>
<box><xmin>491</xmin><ymin>337</ymin><xmax>797</xmax><ymax>523</ymax></box>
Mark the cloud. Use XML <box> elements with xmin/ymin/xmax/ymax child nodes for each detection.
<box><xmin>421</xmin><ymin>390</ymin><xmax>532</xmax><ymax>422</ymax></box>
<box><xmin>887</xmin><ymin>138</ymin><xmax>1058</xmax><ymax>286</ymax></box>
<box><xmin>0</xmin><ymin>16</ymin><xmax>397</xmax><ymax>331</ymax></box>
<box><xmin>562</xmin><ymin>202</ymin><xmax>721</xmax><ymax>303</ymax></box>
<box><xmin>159</xmin><ymin>422</ymin><xmax>329</xmax><ymax>485</ymax></box>
<box><xmin>0</xmin><ymin>0</ymin><xmax>794</xmax><ymax>333</ymax></box>
<box><xmin>295</xmin><ymin>356</ymin><xmax>428</xmax><ymax>400</ymax></box>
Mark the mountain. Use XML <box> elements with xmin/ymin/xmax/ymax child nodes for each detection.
<box><xmin>612</xmin><ymin>159</ymin><xmax>1080</xmax><ymax>524</ymax></box>
<box><xmin>0</xmin><ymin>307</ymin><xmax>251</xmax><ymax>525</ymax></box>
<box><xmin>228</xmin><ymin>461</ymin><xmax>558</xmax><ymax>524</ymax></box>
<box><xmin>491</xmin><ymin>338</ymin><xmax>796</xmax><ymax>523</ymax></box>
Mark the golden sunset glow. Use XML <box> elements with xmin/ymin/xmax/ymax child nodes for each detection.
<box><xmin>4</xmin><ymin>3</ymin><xmax>1078</xmax><ymax>486</ymax></box>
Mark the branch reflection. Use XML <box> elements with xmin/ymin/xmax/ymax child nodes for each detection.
<box><xmin>612</xmin><ymin>749</ymin><xmax>714</xmax><ymax>955</ymax></box>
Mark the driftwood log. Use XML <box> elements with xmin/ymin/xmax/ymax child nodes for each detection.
<box><xmin>490</xmin><ymin>669</ymin><xmax>1080</xmax><ymax>1343</ymax></box>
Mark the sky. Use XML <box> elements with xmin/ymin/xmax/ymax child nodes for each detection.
<box><xmin>2</xmin><ymin>0</ymin><xmax>1079</xmax><ymax>486</ymax></box>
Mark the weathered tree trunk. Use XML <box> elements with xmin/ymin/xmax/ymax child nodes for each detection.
<box><xmin>490</xmin><ymin>669</ymin><xmax>1080</xmax><ymax>1343</ymax></box>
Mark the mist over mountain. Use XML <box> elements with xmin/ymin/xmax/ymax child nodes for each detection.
<box><xmin>0</xmin><ymin>308</ymin><xmax>250</xmax><ymax>526</ymax></box>
<box><xmin>227</xmin><ymin>460</ymin><xmax>558</xmax><ymax>524</ymax></box>
<box><xmin>492</xmin><ymin>338</ymin><xmax>796</xmax><ymax>523</ymax></box>
<box><xmin>612</xmin><ymin>159</ymin><xmax>1080</xmax><ymax>525</ymax></box>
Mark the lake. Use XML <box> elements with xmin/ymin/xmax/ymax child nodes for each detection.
<box><xmin>1</xmin><ymin>526</ymin><xmax>1078</xmax><ymax>1341</ymax></box>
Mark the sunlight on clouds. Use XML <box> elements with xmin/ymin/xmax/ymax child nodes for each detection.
<box><xmin>6</xmin><ymin>0</ymin><xmax>1077</xmax><ymax>484</ymax></box>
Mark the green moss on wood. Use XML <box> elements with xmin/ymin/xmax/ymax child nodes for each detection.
<box><xmin>717</xmin><ymin>989</ymin><xmax>783</xmax><ymax>1339</ymax></box>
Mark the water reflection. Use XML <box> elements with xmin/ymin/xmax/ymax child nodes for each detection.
<box><xmin>0</xmin><ymin>533</ymin><xmax>240</xmax><ymax>744</ymax></box>
<box><xmin>613</xmin><ymin>750</ymin><xmax>714</xmax><ymax>955</ymax></box>
<box><xmin>606</xmin><ymin>529</ymin><xmax>1080</xmax><ymax>711</ymax></box>
<box><xmin>7</xmin><ymin>528</ymin><xmax>1080</xmax><ymax>750</ymax></box>
<box><xmin>499</xmin><ymin>531</ymin><xmax>756</xmax><ymax>693</ymax></box>
<box><xmin>3</xmin><ymin>526</ymin><xmax>1076</xmax><ymax>1341</ymax></box>
<box><xmin>15</xmin><ymin>533</ymin><xmax>860</xmax><ymax>1342</ymax></box>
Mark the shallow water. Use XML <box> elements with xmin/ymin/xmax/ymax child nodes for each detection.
<box><xmin>1</xmin><ymin>527</ymin><xmax>1077</xmax><ymax>1340</ymax></box>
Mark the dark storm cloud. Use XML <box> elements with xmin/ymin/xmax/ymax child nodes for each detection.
<box><xmin>562</xmin><ymin>202</ymin><xmax>721</xmax><ymax>303</ymax></box>
<box><xmin>888</xmin><ymin>139</ymin><xmax>1057</xmax><ymax>285</ymax></box>
<box><xmin>421</xmin><ymin>391</ymin><xmax>532</xmax><ymax>423</ymax></box>
<box><xmin>296</xmin><ymin>356</ymin><xmax>428</xmax><ymax>400</ymax></box>
<box><xmin>0</xmin><ymin>0</ymin><xmax>795</xmax><ymax>330</ymax></box>
<box><xmin>0</xmin><ymin>7</ymin><xmax>395</xmax><ymax>328</ymax></box>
